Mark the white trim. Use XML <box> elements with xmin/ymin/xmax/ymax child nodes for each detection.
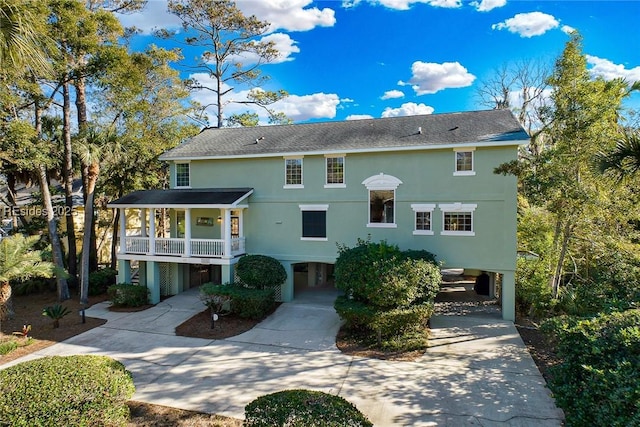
<box><xmin>441</xmin><ymin>230</ymin><xmax>475</xmax><ymax>236</ymax></box>
<box><xmin>283</xmin><ymin>155</ymin><xmax>304</xmax><ymax>160</ymax></box>
<box><xmin>453</xmin><ymin>147</ymin><xmax>476</xmax><ymax>152</ymax></box>
<box><xmin>411</xmin><ymin>203</ymin><xmax>436</xmax><ymax>212</ymax></box>
<box><xmin>367</xmin><ymin>223</ymin><xmax>398</xmax><ymax>229</ymax></box>
<box><xmin>454</xmin><ymin>149</ymin><xmax>475</xmax><ymax>176</ymax></box>
<box><xmin>324</xmin><ymin>183</ymin><xmax>347</xmax><ymax>189</ymax></box>
<box><xmin>283</xmin><ymin>184</ymin><xmax>304</xmax><ymax>189</ymax></box>
<box><xmin>439</xmin><ymin>203</ymin><xmax>477</xmax><ymax>211</ymax></box>
<box><xmin>300</xmin><ymin>237</ymin><xmax>329</xmax><ymax>242</ymax></box>
<box><xmin>453</xmin><ymin>171</ymin><xmax>476</xmax><ymax>176</ymax></box>
<box><xmin>413</xmin><ymin>230</ymin><xmax>434</xmax><ymax>236</ymax></box>
<box><xmin>158</xmin><ymin>139</ymin><xmax>527</xmax><ymax>162</ymax></box>
<box><xmin>362</xmin><ymin>173</ymin><xmax>403</xmax><ymax>190</ymax></box>
<box><xmin>299</xmin><ymin>204</ymin><xmax>329</xmax><ymax>211</ymax></box>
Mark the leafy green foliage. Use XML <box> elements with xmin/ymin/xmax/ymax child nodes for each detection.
<box><xmin>200</xmin><ymin>283</ymin><xmax>275</xmax><ymax>320</ymax></box>
<box><xmin>515</xmin><ymin>257</ymin><xmax>554</xmax><ymax>317</ymax></box>
<box><xmin>236</xmin><ymin>255</ymin><xmax>287</xmax><ymax>289</ymax></box>
<box><xmin>42</xmin><ymin>304</ymin><xmax>71</xmax><ymax>328</ymax></box>
<box><xmin>244</xmin><ymin>389</ymin><xmax>373</xmax><ymax>427</ymax></box>
<box><xmin>0</xmin><ymin>355</ymin><xmax>135</xmax><ymax>426</ymax></box>
<box><xmin>542</xmin><ymin>310</ymin><xmax>640</xmax><ymax>426</ymax></box>
<box><xmin>89</xmin><ymin>267</ymin><xmax>118</xmax><ymax>296</ymax></box>
<box><xmin>107</xmin><ymin>283</ymin><xmax>149</xmax><ymax>307</ymax></box>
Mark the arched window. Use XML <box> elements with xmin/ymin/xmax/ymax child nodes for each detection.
<box><xmin>362</xmin><ymin>173</ymin><xmax>402</xmax><ymax>228</ymax></box>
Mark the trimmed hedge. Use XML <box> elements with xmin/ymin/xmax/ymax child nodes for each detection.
<box><xmin>0</xmin><ymin>355</ymin><xmax>135</xmax><ymax>426</ymax></box>
<box><xmin>89</xmin><ymin>267</ymin><xmax>118</xmax><ymax>296</ymax></box>
<box><xmin>236</xmin><ymin>254</ymin><xmax>287</xmax><ymax>289</ymax></box>
<box><xmin>200</xmin><ymin>283</ymin><xmax>275</xmax><ymax>320</ymax></box>
<box><xmin>542</xmin><ymin>309</ymin><xmax>640</xmax><ymax>426</ymax></box>
<box><xmin>244</xmin><ymin>389</ymin><xmax>372</xmax><ymax>427</ymax></box>
<box><xmin>107</xmin><ymin>283</ymin><xmax>149</xmax><ymax>307</ymax></box>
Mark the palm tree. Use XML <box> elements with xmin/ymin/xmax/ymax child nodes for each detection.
<box><xmin>0</xmin><ymin>234</ymin><xmax>55</xmax><ymax>320</ymax></box>
<box><xmin>598</xmin><ymin>129</ymin><xmax>640</xmax><ymax>183</ymax></box>
<box><xmin>0</xmin><ymin>0</ymin><xmax>51</xmax><ymax>73</ymax></box>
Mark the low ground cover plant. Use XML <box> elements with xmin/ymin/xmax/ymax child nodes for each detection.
<box><xmin>334</xmin><ymin>239</ymin><xmax>440</xmax><ymax>352</ymax></box>
<box><xmin>244</xmin><ymin>389</ymin><xmax>372</xmax><ymax>427</ymax></box>
<box><xmin>0</xmin><ymin>355</ymin><xmax>135</xmax><ymax>426</ymax></box>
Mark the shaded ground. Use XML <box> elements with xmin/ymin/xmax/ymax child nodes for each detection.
<box><xmin>2</xmin><ymin>284</ymin><xmax>560</xmax><ymax>425</ymax></box>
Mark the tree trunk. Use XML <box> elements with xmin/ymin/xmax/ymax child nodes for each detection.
<box><xmin>62</xmin><ymin>81</ymin><xmax>77</xmax><ymax>280</ymax></box>
<box><xmin>38</xmin><ymin>165</ymin><xmax>70</xmax><ymax>302</ymax></box>
<box><xmin>80</xmin><ymin>162</ymin><xmax>99</xmax><ymax>304</ymax></box>
<box><xmin>110</xmin><ymin>208</ymin><xmax>120</xmax><ymax>270</ymax></box>
<box><xmin>552</xmin><ymin>221</ymin><xmax>573</xmax><ymax>298</ymax></box>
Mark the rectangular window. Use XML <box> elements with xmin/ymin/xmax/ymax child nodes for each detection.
<box><xmin>176</xmin><ymin>163</ymin><xmax>190</xmax><ymax>187</ymax></box>
<box><xmin>369</xmin><ymin>189</ymin><xmax>395</xmax><ymax>225</ymax></box>
<box><xmin>300</xmin><ymin>205</ymin><xmax>328</xmax><ymax>240</ymax></box>
<box><xmin>454</xmin><ymin>149</ymin><xmax>475</xmax><ymax>176</ymax></box>
<box><xmin>285</xmin><ymin>158</ymin><xmax>303</xmax><ymax>188</ymax></box>
<box><xmin>325</xmin><ymin>156</ymin><xmax>345</xmax><ymax>187</ymax></box>
<box><xmin>440</xmin><ymin>203</ymin><xmax>477</xmax><ymax>236</ymax></box>
<box><xmin>411</xmin><ymin>204</ymin><xmax>435</xmax><ymax>235</ymax></box>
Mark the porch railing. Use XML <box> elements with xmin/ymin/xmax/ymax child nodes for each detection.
<box><xmin>121</xmin><ymin>236</ymin><xmax>245</xmax><ymax>258</ymax></box>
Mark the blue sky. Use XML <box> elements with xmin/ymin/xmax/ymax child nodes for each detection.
<box><xmin>117</xmin><ymin>0</ymin><xmax>640</xmax><ymax>125</ymax></box>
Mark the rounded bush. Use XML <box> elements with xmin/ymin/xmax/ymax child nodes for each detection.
<box><xmin>108</xmin><ymin>283</ymin><xmax>149</xmax><ymax>307</ymax></box>
<box><xmin>236</xmin><ymin>254</ymin><xmax>287</xmax><ymax>289</ymax></box>
<box><xmin>0</xmin><ymin>355</ymin><xmax>135</xmax><ymax>426</ymax></box>
<box><xmin>245</xmin><ymin>389</ymin><xmax>372</xmax><ymax>427</ymax></box>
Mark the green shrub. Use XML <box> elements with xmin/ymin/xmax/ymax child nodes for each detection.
<box><xmin>236</xmin><ymin>254</ymin><xmax>287</xmax><ymax>289</ymax></box>
<box><xmin>89</xmin><ymin>267</ymin><xmax>118</xmax><ymax>296</ymax></box>
<box><xmin>107</xmin><ymin>283</ymin><xmax>148</xmax><ymax>307</ymax></box>
<box><xmin>244</xmin><ymin>389</ymin><xmax>372</xmax><ymax>427</ymax></box>
<box><xmin>369</xmin><ymin>302</ymin><xmax>434</xmax><ymax>337</ymax></box>
<box><xmin>334</xmin><ymin>295</ymin><xmax>376</xmax><ymax>330</ymax></box>
<box><xmin>542</xmin><ymin>309</ymin><xmax>640</xmax><ymax>426</ymax></box>
<box><xmin>200</xmin><ymin>283</ymin><xmax>275</xmax><ymax>320</ymax></box>
<box><xmin>0</xmin><ymin>355</ymin><xmax>135</xmax><ymax>426</ymax></box>
<box><xmin>335</xmin><ymin>240</ymin><xmax>439</xmax><ymax>310</ymax></box>
<box><xmin>515</xmin><ymin>257</ymin><xmax>554</xmax><ymax>317</ymax></box>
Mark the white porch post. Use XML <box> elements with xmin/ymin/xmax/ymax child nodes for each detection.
<box><xmin>223</xmin><ymin>208</ymin><xmax>232</xmax><ymax>258</ymax></box>
<box><xmin>184</xmin><ymin>208</ymin><xmax>191</xmax><ymax>257</ymax></box>
<box><xmin>238</xmin><ymin>209</ymin><xmax>244</xmax><ymax>238</ymax></box>
<box><xmin>140</xmin><ymin>209</ymin><xmax>147</xmax><ymax>237</ymax></box>
<box><xmin>118</xmin><ymin>208</ymin><xmax>126</xmax><ymax>254</ymax></box>
<box><xmin>148</xmin><ymin>208</ymin><xmax>156</xmax><ymax>255</ymax></box>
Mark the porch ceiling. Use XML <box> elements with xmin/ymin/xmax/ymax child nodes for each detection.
<box><xmin>107</xmin><ymin>188</ymin><xmax>253</xmax><ymax>209</ymax></box>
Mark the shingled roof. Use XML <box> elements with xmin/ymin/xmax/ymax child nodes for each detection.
<box><xmin>159</xmin><ymin>109</ymin><xmax>529</xmax><ymax>161</ymax></box>
<box><xmin>108</xmin><ymin>188</ymin><xmax>253</xmax><ymax>208</ymax></box>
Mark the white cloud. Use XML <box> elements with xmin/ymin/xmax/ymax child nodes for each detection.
<box><xmin>116</xmin><ymin>0</ymin><xmax>181</xmax><ymax>34</ymax></box>
<box><xmin>346</xmin><ymin>114</ymin><xmax>374</xmax><ymax>120</ymax></box>
<box><xmin>381</xmin><ymin>102</ymin><xmax>435</xmax><ymax>117</ymax></box>
<box><xmin>226</xmin><ymin>33</ymin><xmax>300</xmax><ymax>65</ymax></box>
<box><xmin>341</xmin><ymin>98</ymin><xmax>355</xmax><ymax>103</ymax></box>
<box><xmin>561</xmin><ymin>25</ymin><xmax>576</xmax><ymax>35</ymax></box>
<box><xmin>381</xmin><ymin>90</ymin><xmax>405</xmax><ymax>100</ymax></box>
<box><xmin>470</xmin><ymin>0</ymin><xmax>506</xmax><ymax>12</ymax></box>
<box><xmin>116</xmin><ymin>0</ymin><xmax>335</xmax><ymax>35</ymax></box>
<box><xmin>240</xmin><ymin>0</ymin><xmax>336</xmax><ymax>32</ymax></box>
<box><xmin>492</xmin><ymin>12</ymin><xmax>559</xmax><ymax>38</ymax></box>
<box><xmin>271</xmin><ymin>93</ymin><xmax>341</xmax><ymax>122</ymax></box>
<box><xmin>402</xmin><ymin>61</ymin><xmax>476</xmax><ymax>95</ymax></box>
<box><xmin>587</xmin><ymin>55</ymin><xmax>640</xmax><ymax>82</ymax></box>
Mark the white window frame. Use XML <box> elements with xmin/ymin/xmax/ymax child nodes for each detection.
<box><xmin>453</xmin><ymin>147</ymin><xmax>476</xmax><ymax>176</ymax></box>
<box><xmin>324</xmin><ymin>154</ymin><xmax>346</xmax><ymax>188</ymax></box>
<box><xmin>299</xmin><ymin>204</ymin><xmax>329</xmax><ymax>241</ymax></box>
<box><xmin>175</xmin><ymin>162</ymin><xmax>191</xmax><ymax>188</ymax></box>
<box><xmin>439</xmin><ymin>203</ymin><xmax>477</xmax><ymax>236</ymax></box>
<box><xmin>284</xmin><ymin>156</ymin><xmax>304</xmax><ymax>189</ymax></box>
<box><xmin>362</xmin><ymin>173</ymin><xmax>402</xmax><ymax>229</ymax></box>
<box><xmin>411</xmin><ymin>204</ymin><xmax>435</xmax><ymax>235</ymax></box>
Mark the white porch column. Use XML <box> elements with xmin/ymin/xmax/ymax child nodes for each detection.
<box><xmin>148</xmin><ymin>208</ymin><xmax>156</xmax><ymax>255</ymax></box>
<box><xmin>118</xmin><ymin>208</ymin><xmax>126</xmax><ymax>254</ymax></box>
<box><xmin>184</xmin><ymin>208</ymin><xmax>191</xmax><ymax>257</ymax></box>
<box><xmin>223</xmin><ymin>208</ymin><xmax>232</xmax><ymax>258</ymax></box>
<box><xmin>238</xmin><ymin>209</ymin><xmax>244</xmax><ymax>237</ymax></box>
<box><xmin>140</xmin><ymin>209</ymin><xmax>147</xmax><ymax>237</ymax></box>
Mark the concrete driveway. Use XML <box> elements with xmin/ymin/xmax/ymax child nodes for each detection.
<box><xmin>2</xmin><ymin>288</ymin><xmax>564</xmax><ymax>426</ymax></box>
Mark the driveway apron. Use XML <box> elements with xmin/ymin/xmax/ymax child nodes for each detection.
<box><xmin>1</xmin><ymin>288</ymin><xmax>564</xmax><ymax>426</ymax></box>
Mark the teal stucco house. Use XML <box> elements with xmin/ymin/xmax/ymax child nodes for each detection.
<box><xmin>109</xmin><ymin>109</ymin><xmax>529</xmax><ymax>321</ymax></box>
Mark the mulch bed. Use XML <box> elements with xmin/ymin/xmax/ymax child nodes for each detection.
<box><xmin>175</xmin><ymin>309</ymin><xmax>261</xmax><ymax>340</ymax></box>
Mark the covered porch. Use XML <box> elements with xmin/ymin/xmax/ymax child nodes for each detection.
<box><xmin>108</xmin><ymin>188</ymin><xmax>253</xmax><ymax>303</ymax></box>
